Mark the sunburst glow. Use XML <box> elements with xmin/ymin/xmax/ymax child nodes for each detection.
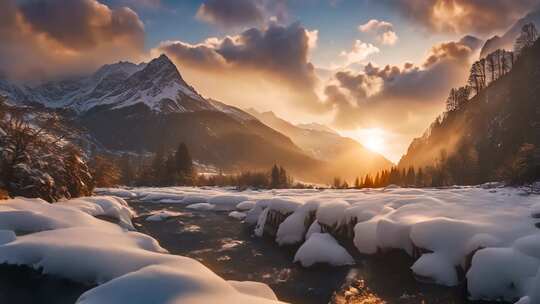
<box><xmin>361</xmin><ymin>128</ymin><xmax>386</xmax><ymax>154</ymax></box>
<box><xmin>340</xmin><ymin>128</ymin><xmax>387</xmax><ymax>155</ymax></box>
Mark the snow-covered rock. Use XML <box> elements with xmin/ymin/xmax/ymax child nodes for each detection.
<box><xmin>229</xmin><ymin>211</ymin><xmax>247</xmax><ymax>220</ymax></box>
<box><xmin>276</xmin><ymin>200</ymin><xmax>319</xmax><ymax>246</ymax></box>
<box><xmin>293</xmin><ymin>233</ymin><xmax>354</xmax><ymax>267</ymax></box>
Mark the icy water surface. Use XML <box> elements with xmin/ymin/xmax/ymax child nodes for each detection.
<box><xmin>132</xmin><ymin>201</ymin><xmax>490</xmax><ymax>304</ymax></box>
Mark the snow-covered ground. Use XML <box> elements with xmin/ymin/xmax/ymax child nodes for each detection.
<box><xmin>0</xmin><ymin>196</ymin><xmax>283</xmax><ymax>304</ymax></box>
<box><xmin>98</xmin><ymin>185</ymin><xmax>540</xmax><ymax>303</ymax></box>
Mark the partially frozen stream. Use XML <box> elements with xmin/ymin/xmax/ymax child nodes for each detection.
<box><xmin>131</xmin><ymin>201</ymin><xmax>489</xmax><ymax>304</ymax></box>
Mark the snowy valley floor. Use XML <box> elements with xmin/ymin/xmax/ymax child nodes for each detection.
<box><xmin>0</xmin><ymin>185</ymin><xmax>539</xmax><ymax>303</ymax></box>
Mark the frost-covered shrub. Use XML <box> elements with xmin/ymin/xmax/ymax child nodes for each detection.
<box><xmin>0</xmin><ymin>99</ymin><xmax>93</xmax><ymax>201</ymax></box>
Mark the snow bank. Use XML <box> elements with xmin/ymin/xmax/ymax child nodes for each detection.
<box><xmin>0</xmin><ymin>197</ymin><xmax>121</xmax><ymax>233</ymax></box>
<box><xmin>58</xmin><ymin>196</ymin><xmax>135</xmax><ymax>230</ymax></box>
<box><xmin>293</xmin><ymin>233</ymin><xmax>354</xmax><ymax>267</ymax></box>
<box><xmin>95</xmin><ymin>188</ymin><xmax>137</xmax><ymax>199</ymax></box>
<box><xmin>0</xmin><ymin>197</ymin><xmax>283</xmax><ymax>304</ymax></box>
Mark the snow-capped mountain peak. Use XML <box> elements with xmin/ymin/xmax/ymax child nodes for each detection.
<box><xmin>0</xmin><ymin>54</ymin><xmax>216</xmax><ymax>113</ymax></box>
<box><xmin>98</xmin><ymin>54</ymin><xmax>211</xmax><ymax>112</ymax></box>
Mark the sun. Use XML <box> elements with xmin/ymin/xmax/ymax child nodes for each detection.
<box><xmin>338</xmin><ymin>128</ymin><xmax>388</xmax><ymax>155</ymax></box>
<box><xmin>364</xmin><ymin>132</ymin><xmax>384</xmax><ymax>153</ymax></box>
<box><xmin>362</xmin><ymin>129</ymin><xmax>385</xmax><ymax>153</ymax></box>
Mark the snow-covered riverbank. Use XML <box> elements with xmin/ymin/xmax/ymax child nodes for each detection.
<box><xmin>0</xmin><ymin>196</ymin><xmax>283</xmax><ymax>303</ymax></box>
<box><xmin>98</xmin><ymin>185</ymin><xmax>540</xmax><ymax>304</ymax></box>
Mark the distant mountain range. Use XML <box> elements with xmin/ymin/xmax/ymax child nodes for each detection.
<box><xmin>0</xmin><ymin>54</ymin><xmax>390</xmax><ymax>184</ymax></box>
<box><xmin>248</xmin><ymin>110</ymin><xmax>393</xmax><ymax>181</ymax></box>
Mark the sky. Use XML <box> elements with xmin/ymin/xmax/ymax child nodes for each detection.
<box><xmin>1</xmin><ymin>0</ymin><xmax>539</xmax><ymax>162</ymax></box>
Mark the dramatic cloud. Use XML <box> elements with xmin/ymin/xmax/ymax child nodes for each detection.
<box><xmin>196</xmin><ymin>0</ymin><xmax>287</xmax><ymax>28</ymax></box>
<box><xmin>386</xmin><ymin>0</ymin><xmax>539</xmax><ymax>34</ymax></box>
<box><xmin>154</xmin><ymin>23</ymin><xmax>324</xmax><ymax>114</ymax></box>
<box><xmin>359</xmin><ymin>19</ymin><xmax>398</xmax><ymax>45</ymax></box>
<box><xmin>0</xmin><ymin>0</ymin><xmax>145</xmax><ymax>82</ymax></box>
<box><xmin>324</xmin><ymin>38</ymin><xmax>479</xmax><ymax>133</ymax></box>
<box><xmin>339</xmin><ymin>40</ymin><xmax>380</xmax><ymax>66</ymax></box>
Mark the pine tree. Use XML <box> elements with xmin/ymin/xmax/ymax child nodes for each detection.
<box><xmin>354</xmin><ymin>177</ymin><xmax>360</xmax><ymax>189</ymax></box>
<box><xmin>363</xmin><ymin>174</ymin><xmax>373</xmax><ymax>188</ymax></box>
<box><xmin>406</xmin><ymin>167</ymin><xmax>416</xmax><ymax>186</ymax></box>
<box><xmin>271</xmin><ymin>164</ymin><xmax>280</xmax><ymax>188</ymax></box>
<box><xmin>164</xmin><ymin>153</ymin><xmax>178</xmax><ymax>186</ymax></box>
<box><xmin>175</xmin><ymin>143</ymin><xmax>192</xmax><ymax>173</ymax></box>
<box><xmin>333</xmin><ymin>177</ymin><xmax>342</xmax><ymax>189</ymax></box>
<box><xmin>278</xmin><ymin>166</ymin><xmax>289</xmax><ymax>187</ymax></box>
<box><xmin>416</xmin><ymin>168</ymin><xmax>424</xmax><ymax>187</ymax></box>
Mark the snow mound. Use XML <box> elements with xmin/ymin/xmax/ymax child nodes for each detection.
<box><xmin>294</xmin><ymin>233</ymin><xmax>354</xmax><ymax>267</ymax></box>
<box><xmin>0</xmin><ymin>197</ymin><xmax>121</xmax><ymax>233</ymax></box>
<box><xmin>236</xmin><ymin>200</ymin><xmax>257</xmax><ymax>211</ymax></box>
<box><xmin>276</xmin><ymin>200</ymin><xmax>319</xmax><ymax>246</ymax></box>
<box><xmin>58</xmin><ymin>196</ymin><xmax>135</xmax><ymax>230</ymax></box>
<box><xmin>77</xmin><ymin>264</ymin><xmax>282</xmax><ymax>304</ymax></box>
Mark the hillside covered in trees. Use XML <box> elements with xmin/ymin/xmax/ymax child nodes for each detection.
<box><xmin>398</xmin><ymin>24</ymin><xmax>540</xmax><ymax>186</ymax></box>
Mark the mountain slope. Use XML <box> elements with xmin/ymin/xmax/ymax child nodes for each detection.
<box><xmin>248</xmin><ymin>110</ymin><xmax>393</xmax><ymax>181</ymax></box>
<box><xmin>480</xmin><ymin>8</ymin><xmax>540</xmax><ymax>58</ymax></box>
<box><xmin>399</xmin><ymin>39</ymin><xmax>540</xmax><ymax>183</ymax></box>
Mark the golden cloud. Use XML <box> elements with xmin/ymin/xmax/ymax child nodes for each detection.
<box><xmin>0</xmin><ymin>0</ymin><xmax>145</xmax><ymax>82</ymax></box>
